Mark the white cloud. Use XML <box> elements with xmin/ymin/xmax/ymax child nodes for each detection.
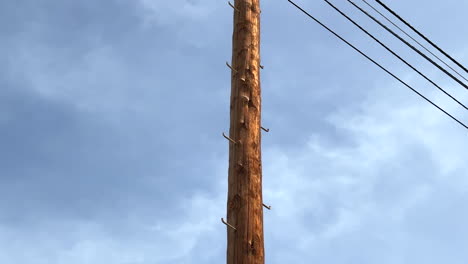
<box><xmin>262</xmin><ymin>80</ymin><xmax>468</xmax><ymax>261</ymax></box>
<box><xmin>138</xmin><ymin>0</ymin><xmax>217</xmax><ymax>26</ymax></box>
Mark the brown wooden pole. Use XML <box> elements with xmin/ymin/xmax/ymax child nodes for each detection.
<box><xmin>226</xmin><ymin>0</ymin><xmax>264</xmax><ymax>263</ymax></box>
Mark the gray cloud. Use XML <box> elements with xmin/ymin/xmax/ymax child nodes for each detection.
<box><xmin>1</xmin><ymin>0</ymin><xmax>467</xmax><ymax>263</ymax></box>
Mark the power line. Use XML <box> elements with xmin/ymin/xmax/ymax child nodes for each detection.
<box><xmin>347</xmin><ymin>0</ymin><xmax>468</xmax><ymax>91</ymax></box>
<box><xmin>375</xmin><ymin>0</ymin><xmax>468</xmax><ymax>75</ymax></box>
<box><xmin>361</xmin><ymin>0</ymin><xmax>468</xmax><ymax>83</ymax></box>
<box><xmin>286</xmin><ymin>0</ymin><xmax>468</xmax><ymax>130</ymax></box>
<box><xmin>323</xmin><ymin>0</ymin><xmax>467</xmax><ymax>110</ymax></box>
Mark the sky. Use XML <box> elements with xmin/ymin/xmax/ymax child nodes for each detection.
<box><xmin>1</xmin><ymin>0</ymin><xmax>467</xmax><ymax>263</ymax></box>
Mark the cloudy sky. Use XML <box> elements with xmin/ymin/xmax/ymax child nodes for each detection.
<box><xmin>1</xmin><ymin>0</ymin><xmax>467</xmax><ymax>263</ymax></box>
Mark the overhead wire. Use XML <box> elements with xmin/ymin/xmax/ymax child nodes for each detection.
<box><xmin>323</xmin><ymin>0</ymin><xmax>467</xmax><ymax>110</ymax></box>
<box><xmin>285</xmin><ymin>0</ymin><xmax>468</xmax><ymax>130</ymax></box>
<box><xmin>347</xmin><ymin>0</ymin><xmax>468</xmax><ymax>91</ymax></box>
<box><xmin>361</xmin><ymin>0</ymin><xmax>468</xmax><ymax>83</ymax></box>
<box><xmin>375</xmin><ymin>0</ymin><xmax>468</xmax><ymax>75</ymax></box>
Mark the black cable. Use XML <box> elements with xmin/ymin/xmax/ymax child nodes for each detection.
<box><xmin>375</xmin><ymin>0</ymin><xmax>468</xmax><ymax>75</ymax></box>
<box><xmin>361</xmin><ymin>0</ymin><xmax>468</xmax><ymax>83</ymax></box>
<box><xmin>347</xmin><ymin>0</ymin><xmax>468</xmax><ymax>91</ymax></box>
<box><xmin>286</xmin><ymin>0</ymin><xmax>468</xmax><ymax>130</ymax></box>
<box><xmin>323</xmin><ymin>0</ymin><xmax>467</xmax><ymax>110</ymax></box>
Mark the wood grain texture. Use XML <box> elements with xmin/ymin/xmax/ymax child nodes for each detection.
<box><xmin>226</xmin><ymin>0</ymin><xmax>264</xmax><ymax>263</ymax></box>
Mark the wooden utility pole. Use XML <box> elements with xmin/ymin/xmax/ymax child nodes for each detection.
<box><xmin>224</xmin><ymin>0</ymin><xmax>264</xmax><ymax>263</ymax></box>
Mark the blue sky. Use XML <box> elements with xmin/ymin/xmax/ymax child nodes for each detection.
<box><xmin>1</xmin><ymin>0</ymin><xmax>467</xmax><ymax>263</ymax></box>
